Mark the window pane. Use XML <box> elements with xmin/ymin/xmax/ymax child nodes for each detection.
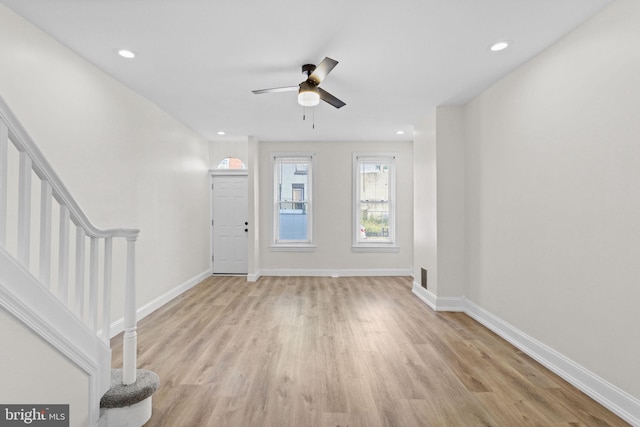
<box><xmin>275</xmin><ymin>156</ymin><xmax>311</xmax><ymax>243</ymax></box>
<box><xmin>359</xmin><ymin>201</ymin><xmax>389</xmax><ymax>241</ymax></box>
<box><xmin>360</xmin><ymin>161</ymin><xmax>389</xmax><ymax>202</ymax></box>
<box><xmin>353</xmin><ymin>154</ymin><xmax>395</xmax><ymax>247</ymax></box>
<box><xmin>279</xmin><ymin>202</ymin><xmax>308</xmax><ymax>241</ymax></box>
<box><xmin>279</xmin><ymin>163</ymin><xmax>308</xmax><ymax>201</ymax></box>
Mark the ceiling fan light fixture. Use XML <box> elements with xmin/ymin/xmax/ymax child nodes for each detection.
<box><xmin>298</xmin><ymin>82</ymin><xmax>320</xmax><ymax>107</ymax></box>
<box><xmin>298</xmin><ymin>91</ymin><xmax>320</xmax><ymax>107</ymax></box>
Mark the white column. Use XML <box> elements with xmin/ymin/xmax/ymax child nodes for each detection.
<box><xmin>122</xmin><ymin>236</ymin><xmax>138</xmax><ymax>385</ymax></box>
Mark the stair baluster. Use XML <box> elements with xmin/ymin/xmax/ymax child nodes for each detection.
<box><xmin>39</xmin><ymin>180</ymin><xmax>53</xmax><ymax>288</ymax></box>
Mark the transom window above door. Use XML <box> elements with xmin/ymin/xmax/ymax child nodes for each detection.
<box><xmin>216</xmin><ymin>157</ymin><xmax>246</xmax><ymax>169</ymax></box>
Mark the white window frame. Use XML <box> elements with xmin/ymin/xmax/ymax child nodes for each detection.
<box><xmin>271</xmin><ymin>153</ymin><xmax>315</xmax><ymax>251</ymax></box>
<box><xmin>352</xmin><ymin>153</ymin><xmax>398</xmax><ymax>252</ymax></box>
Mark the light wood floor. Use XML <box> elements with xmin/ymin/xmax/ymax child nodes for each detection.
<box><xmin>111</xmin><ymin>276</ymin><xmax>628</xmax><ymax>426</ymax></box>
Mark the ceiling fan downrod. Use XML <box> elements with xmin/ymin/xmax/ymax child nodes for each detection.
<box><xmin>301</xmin><ymin>64</ymin><xmax>316</xmax><ymax>78</ymax></box>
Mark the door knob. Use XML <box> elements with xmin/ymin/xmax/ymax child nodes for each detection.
<box><xmin>245</xmin><ymin>228</ymin><xmax>248</xmax><ymax>232</ymax></box>
<box><xmin>245</xmin><ymin>221</ymin><xmax>248</xmax><ymax>225</ymax></box>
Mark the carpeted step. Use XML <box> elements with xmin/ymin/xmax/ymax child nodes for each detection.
<box><xmin>100</xmin><ymin>369</ymin><xmax>160</xmax><ymax>409</ymax></box>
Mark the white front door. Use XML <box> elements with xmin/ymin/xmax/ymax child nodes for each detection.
<box><xmin>212</xmin><ymin>175</ymin><xmax>248</xmax><ymax>274</ymax></box>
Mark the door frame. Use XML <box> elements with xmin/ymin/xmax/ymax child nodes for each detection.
<box><xmin>210</xmin><ymin>170</ymin><xmax>249</xmax><ymax>274</ymax></box>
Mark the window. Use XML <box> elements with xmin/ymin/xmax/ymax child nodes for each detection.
<box><xmin>273</xmin><ymin>154</ymin><xmax>314</xmax><ymax>249</ymax></box>
<box><xmin>353</xmin><ymin>154</ymin><xmax>397</xmax><ymax>251</ymax></box>
<box><xmin>216</xmin><ymin>157</ymin><xmax>246</xmax><ymax>169</ymax></box>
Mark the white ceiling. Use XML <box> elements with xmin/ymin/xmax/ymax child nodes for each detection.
<box><xmin>1</xmin><ymin>0</ymin><xmax>612</xmax><ymax>142</ymax></box>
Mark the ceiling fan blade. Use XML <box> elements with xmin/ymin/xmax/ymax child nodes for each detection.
<box><xmin>308</xmin><ymin>57</ymin><xmax>338</xmax><ymax>85</ymax></box>
<box><xmin>318</xmin><ymin>87</ymin><xmax>346</xmax><ymax>109</ymax></box>
<box><xmin>252</xmin><ymin>86</ymin><xmax>298</xmax><ymax>95</ymax></box>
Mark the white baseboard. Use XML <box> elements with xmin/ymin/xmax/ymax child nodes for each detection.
<box><xmin>260</xmin><ymin>268</ymin><xmax>413</xmax><ymax>277</ymax></box>
<box><xmin>464</xmin><ymin>299</ymin><xmax>640</xmax><ymax>427</ymax></box>
<box><xmin>247</xmin><ymin>271</ymin><xmax>261</xmax><ymax>282</ymax></box>
<box><xmin>109</xmin><ymin>270</ymin><xmax>210</xmax><ymax>338</ymax></box>
<box><xmin>410</xmin><ymin>284</ymin><xmax>640</xmax><ymax>426</ymax></box>
<box><xmin>435</xmin><ymin>296</ymin><xmax>466</xmax><ymax>312</ymax></box>
<box><xmin>411</xmin><ymin>282</ymin><xmax>437</xmax><ymax>310</ymax></box>
<box><xmin>411</xmin><ymin>282</ymin><xmax>465</xmax><ymax>312</ymax></box>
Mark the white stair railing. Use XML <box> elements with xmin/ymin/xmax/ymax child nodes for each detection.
<box><xmin>0</xmin><ymin>95</ymin><xmax>139</xmax><ymax>385</ymax></box>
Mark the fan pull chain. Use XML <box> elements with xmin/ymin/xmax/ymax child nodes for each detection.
<box><xmin>301</xmin><ymin>106</ymin><xmax>316</xmax><ymax>129</ymax></box>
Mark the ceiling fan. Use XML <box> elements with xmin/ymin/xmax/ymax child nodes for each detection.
<box><xmin>252</xmin><ymin>57</ymin><xmax>346</xmax><ymax>109</ymax></box>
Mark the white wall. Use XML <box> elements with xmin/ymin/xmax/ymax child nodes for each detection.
<box><xmin>413</xmin><ymin>111</ymin><xmax>438</xmax><ymax>292</ymax></box>
<box><xmin>0</xmin><ymin>308</ymin><xmax>89</xmax><ymax>427</ymax></box>
<box><xmin>259</xmin><ymin>140</ymin><xmax>413</xmax><ymax>275</ymax></box>
<box><xmin>464</xmin><ymin>0</ymin><xmax>640</xmax><ymax>399</ymax></box>
<box><xmin>435</xmin><ymin>107</ymin><xmax>466</xmax><ymax>298</ymax></box>
<box><xmin>0</xmin><ymin>3</ymin><xmax>210</xmax><ymax>421</ymax></box>
<box><xmin>247</xmin><ymin>136</ymin><xmax>261</xmax><ymax>279</ymax></box>
<box><xmin>413</xmin><ymin>106</ymin><xmax>466</xmax><ymax>299</ymax></box>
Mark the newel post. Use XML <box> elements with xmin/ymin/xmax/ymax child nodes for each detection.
<box><xmin>122</xmin><ymin>235</ymin><xmax>138</xmax><ymax>385</ymax></box>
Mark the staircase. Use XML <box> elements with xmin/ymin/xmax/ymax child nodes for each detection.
<box><xmin>0</xmin><ymin>96</ymin><xmax>158</xmax><ymax>427</ymax></box>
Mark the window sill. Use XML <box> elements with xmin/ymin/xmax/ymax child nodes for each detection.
<box><xmin>352</xmin><ymin>245</ymin><xmax>400</xmax><ymax>253</ymax></box>
<box><xmin>270</xmin><ymin>244</ymin><xmax>317</xmax><ymax>252</ymax></box>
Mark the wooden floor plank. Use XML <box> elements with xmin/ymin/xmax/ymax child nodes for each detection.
<box><xmin>110</xmin><ymin>275</ymin><xmax>629</xmax><ymax>426</ymax></box>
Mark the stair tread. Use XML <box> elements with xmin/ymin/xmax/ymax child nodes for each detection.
<box><xmin>100</xmin><ymin>369</ymin><xmax>160</xmax><ymax>409</ymax></box>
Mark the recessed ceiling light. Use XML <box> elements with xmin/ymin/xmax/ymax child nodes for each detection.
<box><xmin>117</xmin><ymin>49</ymin><xmax>136</xmax><ymax>59</ymax></box>
<box><xmin>217</xmin><ymin>131</ymin><xmax>226</xmax><ymax>135</ymax></box>
<box><xmin>490</xmin><ymin>41</ymin><xmax>510</xmax><ymax>52</ymax></box>
<box><xmin>396</xmin><ymin>130</ymin><xmax>405</xmax><ymax>135</ymax></box>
